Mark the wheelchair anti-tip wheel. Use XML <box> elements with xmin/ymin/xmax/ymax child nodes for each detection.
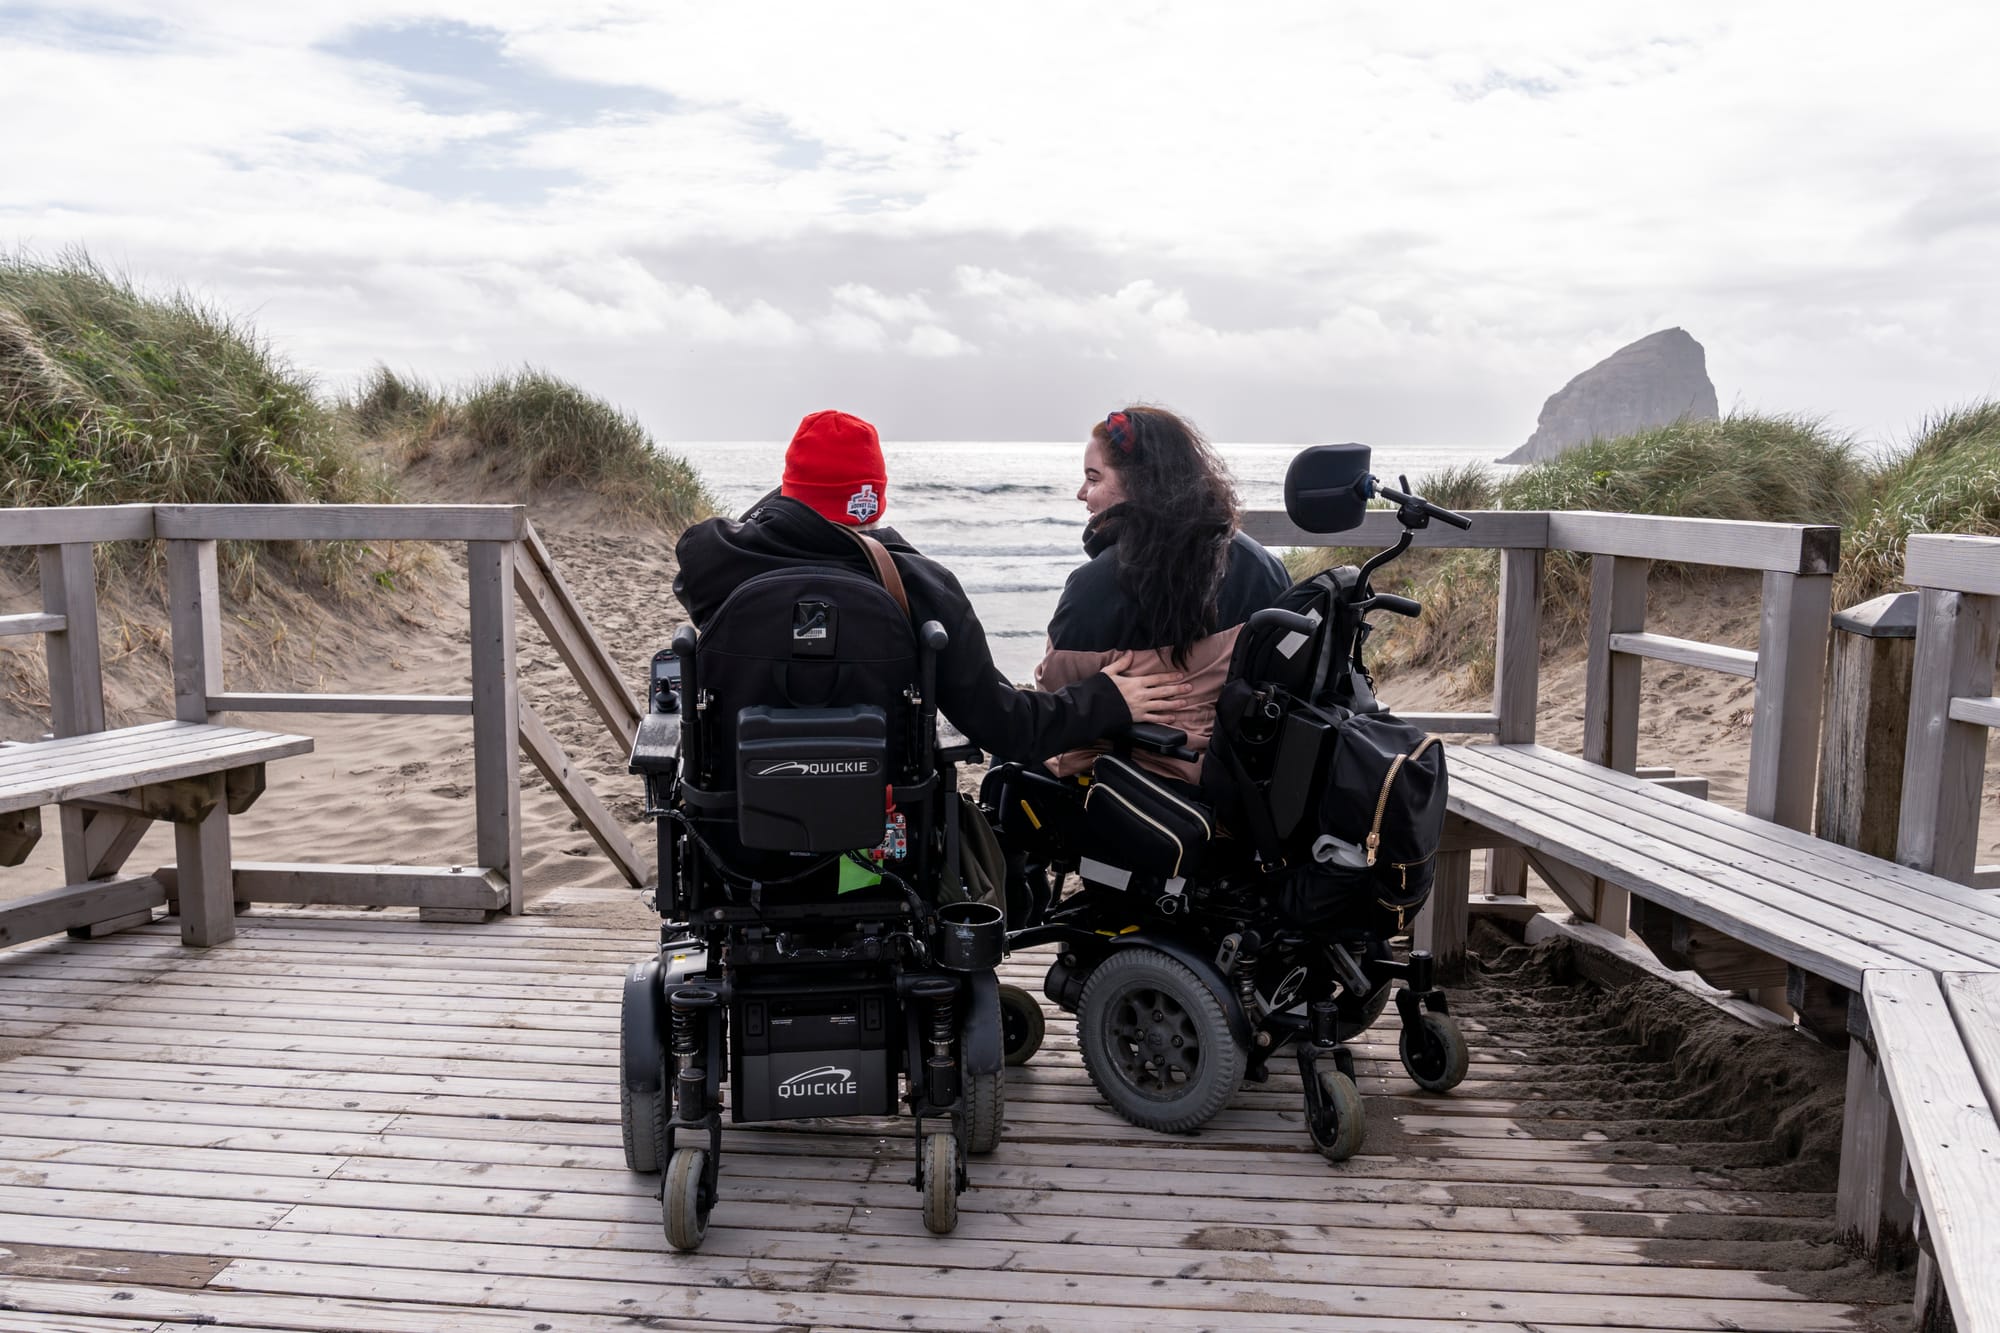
<box><xmin>663</xmin><ymin>1146</ymin><xmax>713</xmax><ymax>1252</ymax></box>
<box><xmin>1399</xmin><ymin>1010</ymin><xmax>1470</xmax><ymax>1093</ymax></box>
<box><xmin>998</xmin><ymin>983</ymin><xmax>1046</xmax><ymax>1066</ymax></box>
<box><xmin>1077</xmin><ymin>947</ymin><xmax>1246</xmax><ymax>1134</ymax></box>
<box><xmin>619</xmin><ymin>969</ymin><xmax>665</xmax><ymax>1174</ymax></box>
<box><xmin>1308</xmin><ymin>1067</ymin><xmax>1367</xmax><ymax>1162</ymax></box>
<box><xmin>919</xmin><ymin>1131</ymin><xmax>959</xmax><ymax>1234</ymax></box>
<box><xmin>965</xmin><ymin>1067</ymin><xmax>1004</xmax><ymax>1155</ymax></box>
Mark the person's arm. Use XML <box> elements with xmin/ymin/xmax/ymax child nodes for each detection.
<box><xmin>918</xmin><ymin>561</ymin><xmax>1173</xmax><ymax>764</ymax></box>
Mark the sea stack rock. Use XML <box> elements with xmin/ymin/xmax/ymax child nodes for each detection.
<box><xmin>1500</xmin><ymin>328</ymin><xmax>1719</xmax><ymax>464</ymax></box>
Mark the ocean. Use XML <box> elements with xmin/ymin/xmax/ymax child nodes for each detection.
<box><xmin>686</xmin><ymin>441</ymin><xmax>1502</xmax><ymax>682</ymax></box>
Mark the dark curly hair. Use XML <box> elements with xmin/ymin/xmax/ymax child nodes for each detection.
<box><xmin>1088</xmin><ymin>406</ymin><xmax>1238</xmax><ymax>668</ymax></box>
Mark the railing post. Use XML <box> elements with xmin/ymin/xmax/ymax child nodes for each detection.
<box><xmin>1815</xmin><ymin>592</ymin><xmax>1918</xmax><ymax>859</ymax></box>
<box><xmin>1746</xmin><ymin>570</ymin><xmax>1834</xmax><ymax>831</ymax></box>
<box><xmin>1580</xmin><ymin>555</ymin><xmax>1647</xmax><ymax>936</ymax></box>
<box><xmin>167</xmin><ymin>539</ymin><xmax>223</xmax><ymax>724</ymax></box>
<box><xmin>166</xmin><ymin>538</ymin><xmax>235</xmax><ymax>945</ymax></box>
<box><xmin>1896</xmin><ymin>587</ymin><xmax>2000</xmax><ymax>881</ymax></box>
<box><xmin>1582</xmin><ymin>555</ymin><xmax>1647</xmax><ymax>775</ymax></box>
<box><xmin>41</xmin><ymin>543</ymin><xmax>106</xmax><ymax>887</ymax></box>
<box><xmin>469</xmin><ymin>541</ymin><xmax>523</xmax><ymax>914</ymax></box>
<box><xmin>1486</xmin><ymin>547</ymin><xmax>1543</xmax><ymax>897</ymax></box>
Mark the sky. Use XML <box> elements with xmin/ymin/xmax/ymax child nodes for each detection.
<box><xmin>3</xmin><ymin>1</ymin><xmax>1997</xmax><ymax>451</ymax></box>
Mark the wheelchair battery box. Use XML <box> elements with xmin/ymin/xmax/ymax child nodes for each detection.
<box><xmin>732</xmin><ymin>991</ymin><xmax>894</xmax><ymax>1122</ymax></box>
<box><xmin>735</xmin><ymin>705</ymin><xmax>888</xmax><ymax>851</ymax></box>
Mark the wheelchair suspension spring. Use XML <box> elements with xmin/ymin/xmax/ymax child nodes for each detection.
<box><xmin>1236</xmin><ymin>937</ymin><xmax>1262</xmax><ymax>1019</ymax></box>
<box><xmin>929</xmin><ymin>994</ymin><xmax>956</xmax><ymax>1063</ymax></box>
<box><xmin>671</xmin><ymin>1005</ymin><xmax>698</xmax><ymax>1059</ymax></box>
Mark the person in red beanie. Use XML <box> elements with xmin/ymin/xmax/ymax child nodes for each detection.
<box><xmin>673</xmin><ymin>410</ymin><xmax>1183</xmax><ymax>764</ymax></box>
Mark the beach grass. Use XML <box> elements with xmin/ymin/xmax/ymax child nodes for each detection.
<box><xmin>0</xmin><ymin>252</ymin><xmax>408</xmax><ymax>590</ymax></box>
<box><xmin>356</xmin><ymin>365</ymin><xmax>714</xmax><ymax>530</ymax></box>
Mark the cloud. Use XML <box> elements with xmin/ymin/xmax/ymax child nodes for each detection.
<box><xmin>2</xmin><ymin>0</ymin><xmax>1997</xmax><ymax>446</ymax></box>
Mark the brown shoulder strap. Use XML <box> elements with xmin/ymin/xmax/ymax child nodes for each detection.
<box><xmin>844</xmin><ymin>527</ymin><xmax>910</xmax><ymax>618</ymax></box>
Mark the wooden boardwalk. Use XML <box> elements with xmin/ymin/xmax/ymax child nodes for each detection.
<box><xmin>0</xmin><ymin>911</ymin><xmax>1895</xmax><ymax>1333</ymax></box>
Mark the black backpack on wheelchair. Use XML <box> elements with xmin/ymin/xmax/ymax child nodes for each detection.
<box><xmin>982</xmin><ymin>444</ymin><xmax>1468</xmax><ymax>1162</ymax></box>
<box><xmin>623</xmin><ymin>547</ymin><xmax>1004</xmax><ymax>1250</ymax></box>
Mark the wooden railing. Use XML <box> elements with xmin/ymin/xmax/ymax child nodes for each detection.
<box><xmin>1239</xmin><ymin>507</ymin><xmax>1839</xmax><ymax>827</ymax></box>
<box><xmin>0</xmin><ymin>503</ymin><xmax>645</xmax><ymax>920</ymax></box>
<box><xmin>1896</xmin><ymin>534</ymin><xmax>2000</xmax><ymax>888</ymax></box>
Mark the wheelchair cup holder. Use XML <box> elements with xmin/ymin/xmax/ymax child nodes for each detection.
<box><xmin>933</xmin><ymin>901</ymin><xmax>1004</xmax><ymax>972</ymax></box>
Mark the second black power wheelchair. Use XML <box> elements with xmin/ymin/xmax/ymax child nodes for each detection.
<box><xmin>622</xmin><ymin>550</ymin><xmax>1005</xmax><ymax>1250</ymax></box>
<box><xmin>983</xmin><ymin>444</ymin><xmax>1471</xmax><ymax>1160</ymax></box>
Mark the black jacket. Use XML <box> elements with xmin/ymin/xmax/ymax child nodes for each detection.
<box><xmin>1046</xmin><ymin>522</ymin><xmax>1291</xmax><ymax>654</ymax></box>
<box><xmin>673</xmin><ymin>496</ymin><xmax>1130</xmax><ymax>764</ymax></box>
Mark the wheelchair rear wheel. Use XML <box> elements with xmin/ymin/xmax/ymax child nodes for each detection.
<box><xmin>619</xmin><ymin>970</ymin><xmax>665</xmax><ymax>1175</ymax></box>
<box><xmin>1077</xmin><ymin>947</ymin><xmax>1245</xmax><ymax>1134</ymax></box>
<box><xmin>965</xmin><ymin>1067</ymin><xmax>1004</xmax><ymax>1154</ymax></box>
<box><xmin>998</xmin><ymin>984</ymin><xmax>1046</xmax><ymax>1066</ymax></box>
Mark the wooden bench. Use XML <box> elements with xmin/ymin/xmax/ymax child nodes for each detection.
<box><xmin>0</xmin><ymin>720</ymin><xmax>311</xmax><ymax>948</ymax></box>
<box><xmin>1863</xmin><ymin>970</ymin><xmax>2000</xmax><ymax>1333</ymax></box>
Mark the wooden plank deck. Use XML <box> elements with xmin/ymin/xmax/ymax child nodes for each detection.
<box><xmin>0</xmin><ymin>911</ymin><xmax>1898</xmax><ymax>1332</ymax></box>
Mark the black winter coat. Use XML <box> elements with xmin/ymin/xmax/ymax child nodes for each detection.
<box><xmin>673</xmin><ymin>496</ymin><xmax>1131</xmax><ymax>764</ymax></box>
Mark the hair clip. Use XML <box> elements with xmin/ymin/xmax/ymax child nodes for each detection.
<box><xmin>1104</xmin><ymin>412</ymin><xmax>1137</xmax><ymax>457</ymax></box>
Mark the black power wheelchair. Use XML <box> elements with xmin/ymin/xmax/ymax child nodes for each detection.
<box><xmin>983</xmin><ymin>444</ymin><xmax>1471</xmax><ymax>1159</ymax></box>
<box><xmin>622</xmin><ymin>555</ymin><xmax>1006</xmax><ymax>1250</ymax></box>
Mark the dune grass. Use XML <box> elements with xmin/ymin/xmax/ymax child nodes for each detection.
<box><xmin>0</xmin><ymin>253</ymin><xmax>410</xmax><ymax>591</ymax></box>
<box><xmin>1286</xmin><ymin>411</ymin><xmax>2000</xmax><ymax>688</ymax></box>
<box><xmin>354</xmin><ymin>365</ymin><xmax>714</xmax><ymax>530</ymax></box>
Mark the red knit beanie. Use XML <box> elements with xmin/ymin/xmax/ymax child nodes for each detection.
<box><xmin>781</xmin><ymin>410</ymin><xmax>887</xmax><ymax>526</ymax></box>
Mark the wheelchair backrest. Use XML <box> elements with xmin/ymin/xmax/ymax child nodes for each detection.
<box><xmin>682</xmin><ymin>564</ymin><xmax>922</xmax><ymax>854</ymax></box>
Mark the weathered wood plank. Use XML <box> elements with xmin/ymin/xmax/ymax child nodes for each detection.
<box><xmin>1486</xmin><ymin>546</ymin><xmax>1543</xmax><ymax>900</ymax></box>
<box><xmin>0</xmin><ymin>611</ymin><xmax>64</xmax><ymax>638</ymax></box>
<box><xmin>1475</xmin><ymin>744</ymin><xmax>2000</xmax><ymax>949</ymax></box>
<box><xmin>0</xmin><ymin>731</ymin><xmax>312</xmax><ymax>812</ymax></box>
<box><xmin>1239</xmin><ymin>507</ymin><xmax>1549</xmax><ymax>551</ymax></box>
<box><xmin>0</xmin><ymin>504</ymin><xmax>156</xmax><ymax>546</ymax></box>
<box><xmin>171</xmin><ymin>798</ymin><xmax>234</xmax><ymax>948</ymax></box>
<box><xmin>1947</xmin><ymin>693</ymin><xmax>2000</xmax><ymax>729</ymax></box>
<box><xmin>1898</xmin><ymin>587</ymin><xmax>2000</xmax><ymax>883</ymax></box>
<box><xmin>207</xmin><ymin>692</ymin><xmax>475</xmax><ymax>716</ymax></box>
<box><xmin>1395</xmin><ymin>711</ymin><xmax>1499</xmax><ymax>734</ymax></box>
<box><xmin>1943</xmin><ymin>971</ymin><xmax>2000</xmax><ymax>1137</ymax></box>
<box><xmin>154</xmin><ymin>504</ymin><xmax>526</xmax><ymax>543</ymax></box>
<box><xmin>1816</xmin><ymin>617</ymin><xmax>1916</xmax><ymax>860</ymax></box>
<box><xmin>1546</xmin><ymin>512</ymin><xmax>1840</xmax><ymax>575</ymax></box>
<box><xmin>516</xmin><ymin>703</ymin><xmax>644</xmax><ymax>886</ymax></box>
<box><xmin>0</xmin><ymin>876</ymin><xmax>164</xmax><ymax>949</ymax></box>
<box><xmin>39</xmin><ymin>543</ymin><xmax>105</xmax><ymax>742</ymax></box>
<box><xmin>1745</xmin><ymin>571</ymin><xmax>1833</xmax><ymax>831</ymax></box>
<box><xmin>1864</xmin><ymin>968</ymin><xmax>2000</xmax><ymax>1331</ymax></box>
<box><xmin>514</xmin><ymin>523</ymin><xmax>641</xmax><ymax>751</ymax></box>
<box><xmin>1906</xmin><ymin>531</ymin><xmax>2000</xmax><ymax>596</ymax></box>
<box><xmin>468</xmin><ymin>541</ymin><xmax>522</xmax><ymax>914</ymax></box>
<box><xmin>1606</xmin><ymin>631</ymin><xmax>1757</xmax><ymax>678</ymax></box>
<box><xmin>153</xmin><ymin>862</ymin><xmax>508</xmax><ymax>911</ymax></box>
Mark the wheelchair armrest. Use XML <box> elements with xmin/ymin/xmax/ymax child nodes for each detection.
<box><xmin>1119</xmin><ymin>722</ymin><xmax>1199</xmax><ymax>765</ymax></box>
<box><xmin>937</xmin><ymin>716</ymin><xmax>983</xmax><ymax>768</ymax></box>
<box><xmin>628</xmin><ymin>712</ymin><xmax>682</xmax><ymax>776</ymax></box>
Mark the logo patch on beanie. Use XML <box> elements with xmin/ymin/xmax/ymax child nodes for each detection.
<box><xmin>845</xmin><ymin>484</ymin><xmax>880</xmax><ymax>521</ymax></box>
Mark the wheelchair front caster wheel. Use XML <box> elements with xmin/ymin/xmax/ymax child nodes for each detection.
<box><xmin>998</xmin><ymin>984</ymin><xmax>1046</xmax><ymax>1067</ymax></box>
<box><xmin>920</xmin><ymin>1131</ymin><xmax>959</xmax><ymax>1234</ymax></box>
<box><xmin>1308</xmin><ymin>1068</ymin><xmax>1367</xmax><ymax>1162</ymax></box>
<box><xmin>664</xmin><ymin>1146</ymin><xmax>713</xmax><ymax>1251</ymax></box>
<box><xmin>965</xmin><ymin>1067</ymin><xmax>1005</xmax><ymax>1155</ymax></box>
<box><xmin>1399</xmin><ymin>1010</ymin><xmax>1470</xmax><ymax>1093</ymax></box>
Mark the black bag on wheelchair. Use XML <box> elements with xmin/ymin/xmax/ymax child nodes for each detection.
<box><xmin>1274</xmin><ymin>708</ymin><xmax>1446</xmax><ymax>928</ymax></box>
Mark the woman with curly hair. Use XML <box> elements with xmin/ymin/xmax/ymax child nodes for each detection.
<box><xmin>1036</xmin><ymin>405</ymin><xmax>1289</xmax><ymax>781</ymax></box>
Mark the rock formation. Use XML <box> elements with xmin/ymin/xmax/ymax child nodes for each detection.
<box><xmin>1500</xmin><ymin>328</ymin><xmax>1719</xmax><ymax>464</ymax></box>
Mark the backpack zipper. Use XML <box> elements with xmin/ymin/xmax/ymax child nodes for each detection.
<box><xmin>1101</xmin><ymin>756</ymin><xmax>1212</xmax><ymax>840</ymax></box>
<box><xmin>1364</xmin><ymin>735</ymin><xmax>1439</xmax><ymax>866</ymax></box>
<box><xmin>1087</xmin><ymin>782</ymin><xmax>1186</xmax><ymax>878</ymax></box>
